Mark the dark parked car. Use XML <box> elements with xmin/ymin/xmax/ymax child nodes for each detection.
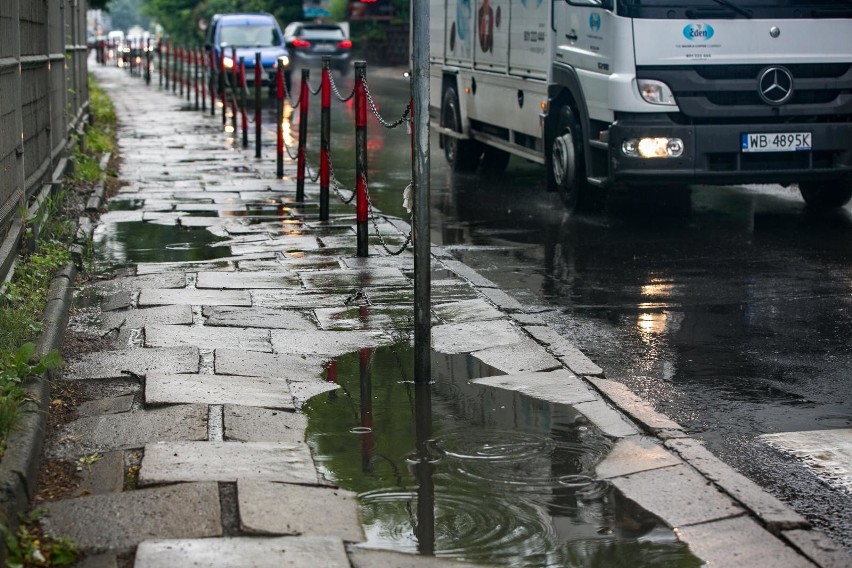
<box><xmin>282</xmin><ymin>22</ymin><xmax>352</xmax><ymax>75</ymax></box>
<box><xmin>205</xmin><ymin>13</ymin><xmax>292</xmax><ymax>93</ymax></box>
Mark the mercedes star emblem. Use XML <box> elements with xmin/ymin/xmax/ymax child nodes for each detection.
<box><xmin>758</xmin><ymin>66</ymin><xmax>794</xmax><ymax>105</ymax></box>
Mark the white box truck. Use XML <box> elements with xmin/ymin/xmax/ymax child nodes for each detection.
<box><xmin>429</xmin><ymin>0</ymin><xmax>852</xmax><ymax>209</ymax></box>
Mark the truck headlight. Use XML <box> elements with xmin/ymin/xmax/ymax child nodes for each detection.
<box><xmin>622</xmin><ymin>138</ymin><xmax>684</xmax><ymax>158</ymax></box>
<box><xmin>637</xmin><ymin>79</ymin><xmax>676</xmax><ymax>106</ymax></box>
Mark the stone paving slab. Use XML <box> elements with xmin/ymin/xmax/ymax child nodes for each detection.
<box><xmin>782</xmin><ymin>529</ymin><xmax>851</xmax><ymax>568</ymax></box>
<box><xmin>101</xmin><ymin>305</ymin><xmax>194</xmax><ymax>330</ymax></box>
<box><xmin>134</xmin><ymin>536</ymin><xmax>350</xmax><ymax>568</ymax></box>
<box><xmin>203</xmin><ymin>306</ymin><xmax>317</xmax><ymax>330</ymax></box>
<box><xmin>64</xmin><ymin>346</ymin><xmax>200</xmax><ymax>380</ymax></box>
<box><xmin>300</xmin><ymin>267</ymin><xmax>411</xmax><ymax>290</ymax></box>
<box><xmin>432</xmin><ymin>320</ymin><xmax>525</xmax><ymax>354</ymax></box>
<box><xmin>523</xmin><ymin>325</ymin><xmax>603</xmax><ymax>376</ymax></box>
<box><xmin>42</xmin><ymin>482</ymin><xmax>222</xmax><ymax>553</ymax></box>
<box><xmin>138</xmin><ymin>288</ymin><xmax>251</xmax><ymax>307</ymax></box>
<box><xmin>587</xmin><ymin>377</ymin><xmax>683</xmax><ymax>433</ymax></box>
<box><xmin>49</xmin><ymin>404</ymin><xmax>208</xmax><ymax>458</ymax></box>
<box><xmin>138</xmin><ymin>441</ymin><xmax>318</xmax><ymax>485</ymax></box>
<box><xmin>250</xmin><ymin>289</ymin><xmax>353</xmax><ymax>309</ymax></box>
<box><xmin>432</xmin><ymin>298</ymin><xmax>505</xmax><ymax>324</ymax></box>
<box><xmin>223</xmin><ymin>405</ymin><xmax>308</xmax><ymax>443</ymax></box>
<box><xmin>214</xmin><ymin>349</ymin><xmax>324</xmax><ymax>380</ymax></box>
<box><xmin>146</xmin><ymin>373</ymin><xmax>294</xmax><ymax>409</ymax></box>
<box><xmin>666</xmin><ymin>437</ymin><xmax>809</xmax><ymax>531</ymax></box>
<box><xmin>314</xmin><ymin>305</ymin><xmax>413</xmax><ymax>331</ymax></box>
<box><xmin>270</xmin><ymin>329</ymin><xmax>390</xmax><ymax>357</ymax></box>
<box><xmin>287</xmin><ymin>380</ymin><xmax>342</xmax><ymax>407</ymax></box>
<box><xmin>91</xmin><ymin>272</ymin><xmax>188</xmax><ymax>293</ymax></box>
<box><xmin>238</xmin><ymin>480</ymin><xmax>365</xmax><ymax>542</ymax></box>
<box><xmin>595</xmin><ymin>437</ymin><xmax>683</xmax><ymax>479</ymax></box>
<box><xmin>572</xmin><ymin>399</ymin><xmax>640</xmax><ymax>439</ymax></box>
<box><xmin>609</xmin><ymin>463</ymin><xmax>744</xmax><ymax>527</ymax></box>
<box><xmin>440</xmin><ymin>259</ymin><xmax>498</xmax><ymax>288</ymax></box>
<box><xmin>196</xmin><ymin>271</ymin><xmax>301</xmax><ymax>289</ymax></box>
<box><xmin>101</xmin><ymin>291</ymin><xmax>131</xmax><ymax>312</ymax></box>
<box><xmin>477</xmin><ymin>287</ymin><xmax>525</xmax><ymax>312</ymax></box>
<box><xmin>76</xmin><ymin>450</ymin><xmax>125</xmax><ymax>496</ymax></box>
<box><xmin>145</xmin><ymin>325</ymin><xmax>272</xmax><ymax>352</ymax></box>
<box><xmin>675</xmin><ymin>516</ymin><xmax>816</xmax><ymax>568</ymax></box>
<box><xmin>471</xmin><ymin>340</ymin><xmax>562</xmax><ymax>374</ymax></box>
<box><xmin>472</xmin><ymin>370</ymin><xmax>599</xmax><ymax>407</ymax></box>
<box><xmin>77</xmin><ymin>395</ymin><xmax>135</xmax><ymax>417</ymax></box>
<box><xmin>135</xmin><ymin>260</ymin><xmax>236</xmax><ymax>275</ymax></box>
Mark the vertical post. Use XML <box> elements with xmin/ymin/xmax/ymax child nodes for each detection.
<box><xmin>319</xmin><ymin>57</ymin><xmax>331</xmax><ymax>222</ymax></box>
<box><xmin>164</xmin><ymin>40</ymin><xmax>169</xmax><ymax>90</ymax></box>
<box><xmin>172</xmin><ymin>44</ymin><xmax>178</xmax><ymax>93</ymax></box>
<box><xmin>413</xmin><ymin>382</ymin><xmax>436</xmax><ymax>554</ymax></box>
<box><xmin>297</xmin><ymin>69</ymin><xmax>310</xmax><ymax>199</ymax></box>
<box><xmin>276</xmin><ymin>62</ymin><xmax>285</xmax><ymax>178</ymax></box>
<box><xmin>201</xmin><ymin>48</ymin><xmax>207</xmax><ymax>111</ymax></box>
<box><xmin>412</xmin><ymin>0</ymin><xmax>431</xmax><ymax>383</ymax></box>
<box><xmin>255</xmin><ymin>52</ymin><xmax>262</xmax><ymax>159</ymax></box>
<box><xmin>210</xmin><ymin>51</ymin><xmax>216</xmax><ymax>116</ymax></box>
<box><xmin>230</xmin><ymin>47</ymin><xmax>238</xmax><ymax>136</ymax></box>
<box><xmin>354</xmin><ymin>62</ymin><xmax>369</xmax><ymax>256</ymax></box>
<box><xmin>186</xmin><ymin>47</ymin><xmax>192</xmax><ymax>102</ymax></box>
<box><xmin>145</xmin><ymin>38</ymin><xmax>152</xmax><ymax>85</ymax></box>
<box><xmin>158</xmin><ymin>39</ymin><xmax>163</xmax><ymax>88</ymax></box>
<box><xmin>194</xmin><ymin>48</ymin><xmax>200</xmax><ymax>109</ymax></box>
<box><xmin>178</xmin><ymin>47</ymin><xmax>184</xmax><ymax>96</ymax></box>
<box><xmin>239</xmin><ymin>57</ymin><xmax>248</xmax><ymax>148</ymax></box>
<box><xmin>220</xmin><ymin>50</ymin><xmax>227</xmax><ymax>126</ymax></box>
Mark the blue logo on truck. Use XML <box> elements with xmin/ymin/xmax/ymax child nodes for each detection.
<box><xmin>589</xmin><ymin>13</ymin><xmax>602</xmax><ymax>32</ymax></box>
<box><xmin>683</xmin><ymin>23</ymin><xmax>714</xmax><ymax>41</ymax></box>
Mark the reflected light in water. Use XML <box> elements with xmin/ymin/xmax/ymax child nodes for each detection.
<box><xmin>641</xmin><ymin>281</ymin><xmax>674</xmax><ymax>298</ymax></box>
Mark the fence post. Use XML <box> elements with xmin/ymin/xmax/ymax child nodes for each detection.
<box><xmin>194</xmin><ymin>48</ymin><xmax>199</xmax><ymax>109</ymax></box>
<box><xmin>186</xmin><ymin>47</ymin><xmax>192</xmax><ymax>102</ymax></box>
<box><xmin>220</xmin><ymin>50</ymin><xmax>227</xmax><ymax>126</ymax></box>
<box><xmin>297</xmin><ymin>68</ymin><xmax>310</xmax><ymax>200</ymax></box>
<box><xmin>158</xmin><ymin>39</ymin><xmax>163</xmax><ymax>88</ymax></box>
<box><xmin>239</xmin><ymin>57</ymin><xmax>248</xmax><ymax>148</ymax></box>
<box><xmin>172</xmin><ymin>44</ymin><xmax>178</xmax><ymax>93</ymax></box>
<box><xmin>319</xmin><ymin>57</ymin><xmax>331</xmax><ymax>221</ymax></box>
<box><xmin>201</xmin><ymin>48</ymin><xmax>207</xmax><ymax>112</ymax></box>
<box><xmin>164</xmin><ymin>40</ymin><xmax>169</xmax><ymax>90</ymax></box>
<box><xmin>255</xmin><ymin>52</ymin><xmax>262</xmax><ymax>159</ymax></box>
<box><xmin>230</xmin><ymin>47</ymin><xmax>238</xmax><ymax>136</ymax></box>
<box><xmin>354</xmin><ymin>61</ymin><xmax>368</xmax><ymax>257</ymax></box>
<box><xmin>145</xmin><ymin>38</ymin><xmax>152</xmax><ymax>85</ymax></box>
<box><xmin>276</xmin><ymin>62</ymin><xmax>285</xmax><ymax>178</ymax></box>
<box><xmin>178</xmin><ymin>46</ymin><xmax>184</xmax><ymax>96</ymax></box>
<box><xmin>210</xmin><ymin>50</ymin><xmax>216</xmax><ymax>116</ymax></box>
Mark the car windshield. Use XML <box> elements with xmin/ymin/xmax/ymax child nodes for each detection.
<box><xmin>300</xmin><ymin>27</ymin><xmax>346</xmax><ymax>40</ymax></box>
<box><xmin>220</xmin><ymin>23</ymin><xmax>279</xmax><ymax>47</ymax></box>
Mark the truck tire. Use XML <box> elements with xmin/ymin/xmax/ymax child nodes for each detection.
<box><xmin>550</xmin><ymin>106</ymin><xmax>585</xmax><ymax>210</ymax></box>
<box><xmin>441</xmin><ymin>86</ymin><xmax>481</xmax><ymax>172</ymax></box>
<box><xmin>799</xmin><ymin>181</ymin><xmax>852</xmax><ymax>209</ymax></box>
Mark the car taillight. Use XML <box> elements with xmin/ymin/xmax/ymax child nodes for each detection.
<box><xmin>337</xmin><ymin>39</ymin><xmax>352</xmax><ymax>49</ymax></box>
<box><xmin>292</xmin><ymin>38</ymin><xmax>311</xmax><ymax>48</ymax></box>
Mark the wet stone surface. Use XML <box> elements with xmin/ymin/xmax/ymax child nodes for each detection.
<box><xmin>146</xmin><ymin>373</ymin><xmax>295</xmax><ymax>409</ymax></box>
<box><xmin>431</xmin><ymin>320</ymin><xmax>524</xmax><ymax>354</ymax></box>
<box><xmin>270</xmin><ymin>329</ymin><xmax>391</xmax><ymax>357</ymax></box>
<box><xmin>223</xmin><ymin>405</ymin><xmax>308</xmax><ymax>443</ymax></box>
<box><xmin>196</xmin><ymin>271</ymin><xmax>301</xmax><ymax>289</ymax></box>
<box><xmin>214</xmin><ymin>349</ymin><xmax>324</xmax><ymax>381</ymax></box>
<box><xmin>64</xmin><ymin>346</ymin><xmax>200</xmax><ymax>380</ymax></box>
<box><xmin>100</xmin><ymin>305</ymin><xmax>194</xmax><ymax>330</ymax></box>
<box><xmin>145</xmin><ymin>325</ymin><xmax>272</xmax><ymax>353</ymax></box>
<box><xmin>472</xmin><ymin>370</ymin><xmax>599</xmax><ymax>407</ymax></box>
<box><xmin>138</xmin><ymin>288</ymin><xmax>251</xmax><ymax>307</ymax></box>
<box><xmin>432</xmin><ymin>298</ymin><xmax>506</xmax><ymax>324</ymax></box>
<box><xmin>203</xmin><ymin>306</ymin><xmax>317</xmax><ymax>330</ymax></box>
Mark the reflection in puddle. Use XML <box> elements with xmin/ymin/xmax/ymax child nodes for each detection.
<box><xmin>304</xmin><ymin>344</ymin><xmax>700</xmax><ymax>567</ymax></box>
<box><xmin>94</xmin><ymin>221</ymin><xmax>232</xmax><ymax>267</ymax></box>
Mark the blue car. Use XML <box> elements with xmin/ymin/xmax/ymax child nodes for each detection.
<box><xmin>205</xmin><ymin>13</ymin><xmax>292</xmax><ymax>94</ymax></box>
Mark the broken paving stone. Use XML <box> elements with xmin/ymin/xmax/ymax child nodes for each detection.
<box><xmin>145</xmin><ymin>325</ymin><xmax>271</xmax><ymax>352</ymax></box>
<box><xmin>101</xmin><ymin>305</ymin><xmax>194</xmax><ymax>330</ymax></box>
<box><xmin>91</xmin><ymin>272</ymin><xmax>187</xmax><ymax>293</ymax></box>
<box><xmin>595</xmin><ymin>437</ymin><xmax>683</xmax><ymax>479</ymax></box>
<box><xmin>270</xmin><ymin>329</ymin><xmax>390</xmax><ymax>357</ymax></box>
<box><xmin>214</xmin><ymin>349</ymin><xmax>324</xmax><ymax>380</ymax></box>
<box><xmin>48</xmin><ymin>404</ymin><xmax>208</xmax><ymax>458</ymax></box>
<box><xmin>572</xmin><ymin>399</ymin><xmax>640</xmax><ymax>439</ymax></box>
<box><xmin>224</xmin><ymin>405</ymin><xmax>307</xmax><ymax>443</ymax></box>
<box><xmin>432</xmin><ymin>298</ymin><xmax>505</xmax><ymax>324</ymax></box>
<box><xmin>76</xmin><ymin>450</ymin><xmax>125</xmax><ymax>496</ymax></box>
<box><xmin>251</xmin><ymin>289</ymin><xmax>352</xmax><ymax>309</ymax></box>
<box><xmin>64</xmin><ymin>346</ymin><xmax>200</xmax><ymax>380</ymax></box>
<box><xmin>238</xmin><ymin>480</ymin><xmax>365</xmax><ymax>542</ymax></box>
<box><xmin>432</xmin><ymin>320</ymin><xmax>524</xmax><ymax>354</ymax></box>
<box><xmin>134</xmin><ymin>536</ymin><xmax>350</xmax><ymax>568</ymax></box>
<box><xmin>77</xmin><ymin>395</ymin><xmax>135</xmax><ymax>417</ymax></box>
<box><xmin>101</xmin><ymin>291</ymin><xmax>131</xmax><ymax>312</ymax></box>
<box><xmin>472</xmin><ymin>369</ymin><xmax>599</xmax><ymax>407</ymax></box>
<box><xmin>138</xmin><ymin>288</ymin><xmax>251</xmax><ymax>307</ymax></box>
<box><xmin>146</xmin><ymin>374</ymin><xmax>294</xmax><ymax>410</ymax></box>
<box><xmin>287</xmin><ymin>380</ymin><xmax>341</xmax><ymax>407</ymax></box>
<box><xmin>299</xmin><ymin>267</ymin><xmax>411</xmax><ymax>290</ymax></box>
<box><xmin>203</xmin><ymin>306</ymin><xmax>316</xmax><ymax>330</ymax></box>
<box><xmin>138</xmin><ymin>441</ymin><xmax>318</xmax><ymax>485</ymax></box>
<box><xmin>196</xmin><ymin>271</ymin><xmax>300</xmax><ymax>289</ymax></box>
<box><xmin>41</xmin><ymin>482</ymin><xmax>222</xmax><ymax>553</ymax></box>
<box><xmin>135</xmin><ymin>260</ymin><xmax>236</xmax><ymax>275</ymax></box>
<box><xmin>471</xmin><ymin>340</ymin><xmax>561</xmax><ymax>374</ymax></box>
<box><xmin>314</xmin><ymin>305</ymin><xmax>411</xmax><ymax>331</ymax></box>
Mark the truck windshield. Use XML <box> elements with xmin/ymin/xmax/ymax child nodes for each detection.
<box><xmin>617</xmin><ymin>0</ymin><xmax>852</xmax><ymax>18</ymax></box>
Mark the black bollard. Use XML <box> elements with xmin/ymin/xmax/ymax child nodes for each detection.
<box><xmin>255</xmin><ymin>52</ymin><xmax>262</xmax><ymax>159</ymax></box>
<box><xmin>354</xmin><ymin>62</ymin><xmax>368</xmax><ymax>257</ymax></box>
<box><xmin>319</xmin><ymin>57</ymin><xmax>331</xmax><ymax>222</ymax></box>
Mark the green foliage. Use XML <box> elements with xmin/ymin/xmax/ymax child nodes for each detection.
<box><xmin>0</xmin><ymin>510</ymin><xmax>78</xmax><ymax>567</ymax></box>
<box><xmin>105</xmin><ymin>0</ymin><xmax>152</xmax><ymax>32</ymax></box>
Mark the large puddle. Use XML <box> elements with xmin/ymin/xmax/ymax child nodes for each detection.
<box><xmin>93</xmin><ymin>220</ymin><xmax>232</xmax><ymax>268</ymax></box>
<box><xmin>304</xmin><ymin>344</ymin><xmax>701</xmax><ymax>567</ymax></box>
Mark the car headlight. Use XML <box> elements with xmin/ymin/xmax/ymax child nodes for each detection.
<box><xmin>277</xmin><ymin>55</ymin><xmax>290</xmax><ymax>68</ymax></box>
<box><xmin>223</xmin><ymin>56</ymin><xmax>234</xmax><ymax>70</ymax></box>
<box><xmin>637</xmin><ymin>79</ymin><xmax>676</xmax><ymax>106</ymax></box>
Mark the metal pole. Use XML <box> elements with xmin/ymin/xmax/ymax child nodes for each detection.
<box><xmin>297</xmin><ymin>69</ymin><xmax>310</xmax><ymax>200</ymax></box>
<box><xmin>230</xmin><ymin>47</ymin><xmax>238</xmax><ymax>135</ymax></box>
<box><xmin>172</xmin><ymin>44</ymin><xmax>177</xmax><ymax>93</ymax></box>
<box><xmin>194</xmin><ymin>48</ymin><xmax>200</xmax><ymax>109</ymax></box>
<box><xmin>255</xmin><ymin>52</ymin><xmax>262</xmax><ymax>159</ymax></box>
<box><xmin>178</xmin><ymin>46</ymin><xmax>183</xmax><ymax>97</ymax></box>
<box><xmin>201</xmin><ymin>48</ymin><xmax>207</xmax><ymax>112</ymax></box>
<box><xmin>158</xmin><ymin>40</ymin><xmax>163</xmax><ymax>88</ymax></box>
<box><xmin>220</xmin><ymin>50</ymin><xmax>227</xmax><ymax>126</ymax></box>
<box><xmin>210</xmin><ymin>51</ymin><xmax>216</xmax><ymax>116</ymax></box>
<box><xmin>240</xmin><ymin>57</ymin><xmax>248</xmax><ymax>148</ymax></box>
<box><xmin>276</xmin><ymin>62</ymin><xmax>285</xmax><ymax>178</ymax></box>
<box><xmin>164</xmin><ymin>40</ymin><xmax>169</xmax><ymax>90</ymax></box>
<box><xmin>186</xmin><ymin>47</ymin><xmax>192</xmax><ymax>102</ymax></box>
<box><xmin>354</xmin><ymin>61</ymin><xmax>368</xmax><ymax>256</ymax></box>
<box><xmin>320</xmin><ymin>57</ymin><xmax>331</xmax><ymax>222</ymax></box>
<box><xmin>145</xmin><ymin>38</ymin><xmax>152</xmax><ymax>85</ymax></box>
<box><xmin>412</xmin><ymin>0</ymin><xmax>431</xmax><ymax>383</ymax></box>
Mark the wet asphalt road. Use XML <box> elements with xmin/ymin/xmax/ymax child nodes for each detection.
<box><xmin>283</xmin><ymin>67</ymin><xmax>852</xmax><ymax>549</ymax></box>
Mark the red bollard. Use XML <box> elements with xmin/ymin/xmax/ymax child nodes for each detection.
<box><xmin>164</xmin><ymin>40</ymin><xmax>170</xmax><ymax>90</ymax></box>
<box><xmin>194</xmin><ymin>48</ymin><xmax>200</xmax><ymax>109</ymax></box>
<box><xmin>297</xmin><ymin>68</ymin><xmax>310</xmax><ymax>199</ymax></box>
<box><xmin>354</xmin><ymin>62</ymin><xmax>368</xmax><ymax>257</ymax></box>
<box><xmin>209</xmin><ymin>50</ymin><xmax>216</xmax><ymax>116</ymax></box>
<box><xmin>255</xmin><ymin>52</ymin><xmax>262</xmax><ymax>159</ymax></box>
<box><xmin>200</xmin><ymin>48</ymin><xmax>207</xmax><ymax>112</ymax></box>
<box><xmin>239</xmin><ymin>58</ymin><xmax>248</xmax><ymax>148</ymax></box>
<box><xmin>319</xmin><ymin>57</ymin><xmax>331</xmax><ymax>221</ymax></box>
<box><xmin>178</xmin><ymin>47</ymin><xmax>184</xmax><ymax>97</ymax></box>
<box><xmin>220</xmin><ymin>50</ymin><xmax>227</xmax><ymax>126</ymax></box>
<box><xmin>276</xmin><ymin>63</ymin><xmax>285</xmax><ymax>179</ymax></box>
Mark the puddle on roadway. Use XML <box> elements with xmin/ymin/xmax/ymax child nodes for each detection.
<box><xmin>304</xmin><ymin>343</ymin><xmax>701</xmax><ymax>567</ymax></box>
<box><xmin>93</xmin><ymin>221</ymin><xmax>232</xmax><ymax>268</ymax></box>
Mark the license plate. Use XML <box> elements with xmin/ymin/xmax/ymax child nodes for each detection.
<box><xmin>314</xmin><ymin>44</ymin><xmax>335</xmax><ymax>52</ymax></box>
<box><xmin>741</xmin><ymin>132</ymin><xmax>812</xmax><ymax>153</ymax></box>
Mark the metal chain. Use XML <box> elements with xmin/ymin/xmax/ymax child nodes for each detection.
<box><xmin>362</xmin><ymin>170</ymin><xmax>412</xmax><ymax>256</ymax></box>
<box><xmin>328</xmin><ymin>72</ymin><xmax>355</xmax><ymax>103</ymax></box>
<box><xmin>328</xmin><ymin>157</ymin><xmax>356</xmax><ymax>204</ymax></box>
<box><xmin>362</xmin><ymin>77</ymin><xmax>411</xmax><ymax>129</ymax></box>
<box><xmin>309</xmin><ymin>79</ymin><xmax>322</xmax><ymax>96</ymax></box>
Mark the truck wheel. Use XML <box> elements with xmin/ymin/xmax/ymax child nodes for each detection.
<box><xmin>551</xmin><ymin>106</ymin><xmax>584</xmax><ymax>209</ymax></box>
<box><xmin>481</xmin><ymin>146</ymin><xmax>510</xmax><ymax>173</ymax></box>
<box><xmin>441</xmin><ymin>86</ymin><xmax>481</xmax><ymax>172</ymax></box>
<box><xmin>799</xmin><ymin>181</ymin><xmax>852</xmax><ymax>209</ymax></box>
